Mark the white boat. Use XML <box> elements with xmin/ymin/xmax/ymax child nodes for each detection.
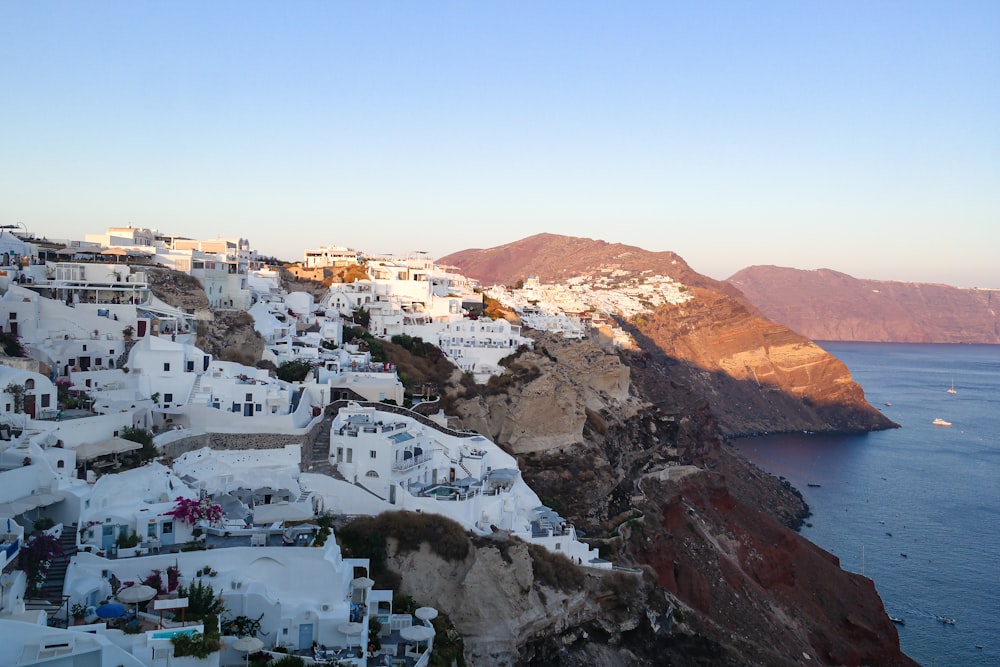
<box><xmin>947</xmin><ymin>380</ymin><xmax>957</xmax><ymax>394</ymax></box>
<box><xmin>936</xmin><ymin>615</ymin><xmax>956</xmax><ymax>625</ymax></box>
<box><xmin>932</xmin><ymin>418</ymin><xmax>952</xmax><ymax>427</ymax></box>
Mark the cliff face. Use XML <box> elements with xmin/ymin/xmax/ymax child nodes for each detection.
<box><xmin>399</xmin><ymin>332</ymin><xmax>916</xmax><ymax>665</ymax></box>
<box><xmin>415</xmin><ymin>234</ymin><xmax>915</xmax><ymax>664</ymax></box>
<box><xmin>442</xmin><ymin>234</ymin><xmax>896</xmax><ymax>438</ymax></box>
<box><xmin>628</xmin><ymin>287</ymin><xmax>895</xmax><ymax>437</ymax></box>
<box><xmin>728</xmin><ymin>265</ymin><xmax>1000</xmax><ymax>344</ymax></box>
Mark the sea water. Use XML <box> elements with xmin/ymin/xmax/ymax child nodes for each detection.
<box><xmin>735</xmin><ymin>342</ymin><xmax>1000</xmax><ymax>667</ymax></box>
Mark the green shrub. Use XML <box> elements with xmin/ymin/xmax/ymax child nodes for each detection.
<box><xmin>171</xmin><ymin>631</ymin><xmax>220</xmax><ymax>658</ymax></box>
<box><xmin>525</xmin><ymin>543</ymin><xmax>585</xmax><ymax>592</ymax></box>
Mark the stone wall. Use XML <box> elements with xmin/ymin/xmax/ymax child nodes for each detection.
<box><xmin>159</xmin><ymin>421</ymin><xmax>324</xmax><ymax>464</ymax></box>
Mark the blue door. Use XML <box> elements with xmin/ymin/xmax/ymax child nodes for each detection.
<box><xmin>102</xmin><ymin>525</ymin><xmax>115</xmax><ymax>550</ymax></box>
<box><xmin>298</xmin><ymin>623</ymin><xmax>313</xmax><ymax>650</ymax></box>
<box><xmin>160</xmin><ymin>520</ymin><xmax>175</xmax><ymax>546</ymax></box>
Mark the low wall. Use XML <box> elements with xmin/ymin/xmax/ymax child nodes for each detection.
<box><xmin>158</xmin><ymin>420</ymin><xmax>325</xmax><ymax>464</ymax></box>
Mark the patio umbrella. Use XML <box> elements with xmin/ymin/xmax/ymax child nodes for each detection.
<box><xmin>337</xmin><ymin>621</ymin><xmax>364</xmax><ymax>649</ymax></box>
<box><xmin>414</xmin><ymin>606</ymin><xmax>438</xmax><ymax>623</ymax></box>
<box><xmin>351</xmin><ymin>576</ymin><xmax>375</xmax><ymax>589</ymax></box>
<box><xmin>118</xmin><ymin>584</ymin><xmax>157</xmax><ymax>619</ymax></box>
<box><xmin>399</xmin><ymin>624</ymin><xmax>435</xmax><ymax>652</ymax></box>
<box><xmin>232</xmin><ymin>636</ymin><xmax>264</xmax><ymax>667</ymax></box>
<box><xmin>96</xmin><ymin>602</ymin><xmax>127</xmax><ymax>619</ymax></box>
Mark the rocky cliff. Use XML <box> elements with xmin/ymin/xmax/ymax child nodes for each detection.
<box><xmin>441</xmin><ymin>234</ymin><xmax>896</xmax><ymax>438</ymax></box>
<box><xmin>377</xmin><ymin>331</ymin><xmax>915</xmax><ymax>665</ymax></box>
<box><xmin>146</xmin><ymin>267</ymin><xmax>263</xmax><ymax>365</ymax></box>
<box><xmin>728</xmin><ymin>265</ymin><xmax>1000</xmax><ymax>344</ymax></box>
<box><xmin>419</xmin><ymin>234</ymin><xmax>913</xmax><ymax>664</ymax></box>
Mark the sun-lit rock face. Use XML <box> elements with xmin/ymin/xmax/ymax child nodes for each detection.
<box><xmin>628</xmin><ymin>287</ymin><xmax>896</xmax><ymax>437</ymax></box>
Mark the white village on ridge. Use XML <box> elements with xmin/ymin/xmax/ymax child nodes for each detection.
<box><xmin>0</xmin><ymin>225</ymin><xmax>684</xmax><ymax>667</ymax></box>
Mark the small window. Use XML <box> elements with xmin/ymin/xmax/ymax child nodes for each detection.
<box><xmin>370</xmin><ymin>450</ymin><xmax>377</xmax><ymax>459</ymax></box>
<box><xmin>255</xmin><ymin>404</ymin><xmax>262</xmax><ymax>412</ymax></box>
<box><xmin>57</xmin><ymin>460</ymin><xmax>65</xmax><ymax>469</ymax></box>
<box><xmin>8</xmin><ymin>312</ymin><xmax>15</xmax><ymax>320</ymax></box>
<box><xmin>82</xmin><ymin>344</ymin><xmax>87</xmax><ymax>351</ymax></box>
<box><xmin>25</xmin><ymin>379</ymin><xmax>35</xmax><ymax>390</ymax></box>
<box><xmin>162</xmin><ymin>521</ymin><xmax>173</xmax><ymax>534</ymax></box>
<box><xmin>365</xmin><ymin>470</ymin><xmax>379</xmax><ymax>478</ymax></box>
<box><xmin>245</xmin><ymin>393</ymin><xmax>253</xmax><ymax>402</ymax></box>
<box><xmin>164</xmin><ymin>393</ymin><xmax>173</xmax><ymax>402</ymax></box>
<box><xmin>41</xmin><ymin>395</ymin><xmax>51</xmax><ymax>407</ymax></box>
<box><xmin>163</xmin><ymin>362</ymin><xmax>170</xmax><ymax>371</ymax></box>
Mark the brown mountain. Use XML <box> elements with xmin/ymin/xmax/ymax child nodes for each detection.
<box><xmin>727</xmin><ymin>266</ymin><xmax>1000</xmax><ymax>344</ymax></box>
<box><xmin>441</xmin><ymin>234</ymin><xmax>895</xmax><ymax>437</ymax></box>
<box><xmin>439</xmin><ymin>232</ymin><xmax>743</xmax><ymax>298</ymax></box>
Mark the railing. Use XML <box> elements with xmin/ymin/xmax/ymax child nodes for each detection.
<box><xmin>391</xmin><ymin>452</ymin><xmax>432</xmax><ymax>471</ymax></box>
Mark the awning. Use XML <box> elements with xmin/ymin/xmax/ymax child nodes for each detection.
<box><xmin>0</xmin><ymin>492</ymin><xmax>62</xmax><ymax>517</ymax></box>
<box><xmin>74</xmin><ymin>437</ymin><xmax>142</xmax><ymax>462</ymax></box>
<box><xmin>251</xmin><ymin>502</ymin><xmax>314</xmax><ymax>524</ymax></box>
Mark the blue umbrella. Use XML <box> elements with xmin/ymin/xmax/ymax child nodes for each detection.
<box><xmin>96</xmin><ymin>602</ymin><xmax>127</xmax><ymax>619</ymax></box>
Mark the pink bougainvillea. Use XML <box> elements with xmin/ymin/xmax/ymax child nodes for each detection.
<box><xmin>169</xmin><ymin>496</ymin><xmax>223</xmax><ymax>526</ymax></box>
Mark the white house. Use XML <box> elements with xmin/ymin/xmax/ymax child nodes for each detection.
<box><xmin>327</xmin><ymin>402</ymin><xmax>606</xmax><ymax>568</ymax></box>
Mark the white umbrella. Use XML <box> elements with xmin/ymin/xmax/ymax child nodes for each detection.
<box><xmin>117</xmin><ymin>584</ymin><xmax>157</xmax><ymax>616</ymax></box>
<box><xmin>338</xmin><ymin>621</ymin><xmax>364</xmax><ymax>649</ymax></box>
<box><xmin>414</xmin><ymin>606</ymin><xmax>438</xmax><ymax>623</ymax></box>
<box><xmin>400</xmin><ymin>624</ymin><xmax>435</xmax><ymax>652</ymax></box>
<box><xmin>232</xmin><ymin>636</ymin><xmax>264</xmax><ymax>667</ymax></box>
<box><xmin>350</xmin><ymin>576</ymin><xmax>375</xmax><ymax>588</ymax></box>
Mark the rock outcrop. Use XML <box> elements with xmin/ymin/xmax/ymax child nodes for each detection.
<box><xmin>728</xmin><ymin>265</ymin><xmax>1000</xmax><ymax>344</ymax></box>
<box><xmin>422</xmin><ymin>234</ymin><xmax>914</xmax><ymax>664</ymax></box>
<box><xmin>442</xmin><ymin>234</ymin><xmax>896</xmax><ymax>438</ymax></box>
<box><xmin>626</xmin><ymin>287</ymin><xmax>895</xmax><ymax>437</ymax></box>
<box><xmin>146</xmin><ymin>267</ymin><xmax>263</xmax><ymax>364</ymax></box>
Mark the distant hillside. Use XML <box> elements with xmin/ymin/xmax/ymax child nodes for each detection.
<box><xmin>440</xmin><ymin>234</ymin><xmax>894</xmax><ymax>437</ymax></box>
<box><xmin>727</xmin><ymin>266</ymin><xmax>1000</xmax><ymax>344</ymax></box>
<box><xmin>439</xmin><ymin>232</ymin><xmax>743</xmax><ymax>298</ymax></box>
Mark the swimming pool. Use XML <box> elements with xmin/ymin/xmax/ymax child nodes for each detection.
<box><xmin>150</xmin><ymin>627</ymin><xmax>199</xmax><ymax>639</ymax></box>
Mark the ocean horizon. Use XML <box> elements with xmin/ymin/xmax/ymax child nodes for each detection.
<box><xmin>735</xmin><ymin>342</ymin><xmax>999</xmax><ymax>667</ymax></box>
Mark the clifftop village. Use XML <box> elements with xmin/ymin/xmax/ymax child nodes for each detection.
<box><xmin>0</xmin><ymin>225</ymin><xmax>690</xmax><ymax>667</ymax></box>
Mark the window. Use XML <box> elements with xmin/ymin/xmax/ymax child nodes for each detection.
<box><xmin>57</xmin><ymin>460</ymin><xmax>65</xmax><ymax>469</ymax></box>
<box><xmin>8</xmin><ymin>312</ymin><xmax>14</xmax><ymax>320</ymax></box>
<box><xmin>24</xmin><ymin>379</ymin><xmax>34</xmax><ymax>390</ymax></box>
<box><xmin>370</xmin><ymin>450</ymin><xmax>377</xmax><ymax>459</ymax></box>
<box><xmin>255</xmin><ymin>404</ymin><xmax>262</xmax><ymax>412</ymax></box>
<box><xmin>245</xmin><ymin>393</ymin><xmax>253</xmax><ymax>402</ymax></box>
<box><xmin>41</xmin><ymin>395</ymin><xmax>50</xmax><ymax>408</ymax></box>
<box><xmin>163</xmin><ymin>362</ymin><xmax>170</xmax><ymax>371</ymax></box>
<box><xmin>82</xmin><ymin>345</ymin><xmax>87</xmax><ymax>351</ymax></box>
<box><xmin>162</xmin><ymin>521</ymin><xmax>173</xmax><ymax>534</ymax></box>
<box><xmin>164</xmin><ymin>393</ymin><xmax>173</xmax><ymax>402</ymax></box>
<box><xmin>365</xmin><ymin>470</ymin><xmax>379</xmax><ymax>478</ymax></box>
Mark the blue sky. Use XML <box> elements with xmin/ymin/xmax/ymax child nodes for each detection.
<box><xmin>2</xmin><ymin>2</ymin><xmax>997</xmax><ymax>287</ymax></box>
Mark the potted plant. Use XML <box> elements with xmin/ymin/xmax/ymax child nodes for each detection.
<box><xmin>122</xmin><ymin>325</ymin><xmax>134</xmax><ymax>340</ymax></box>
<box><xmin>71</xmin><ymin>603</ymin><xmax>87</xmax><ymax>624</ymax></box>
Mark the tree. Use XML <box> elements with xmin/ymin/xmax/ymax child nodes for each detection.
<box><xmin>175</xmin><ymin>580</ymin><xmax>227</xmax><ymax>621</ymax></box>
<box><xmin>120</xmin><ymin>425</ymin><xmax>157</xmax><ymax>462</ymax></box>
<box><xmin>221</xmin><ymin>613</ymin><xmax>264</xmax><ymax>638</ymax></box>
<box><xmin>276</xmin><ymin>358</ymin><xmax>313</xmax><ymax>382</ymax></box>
